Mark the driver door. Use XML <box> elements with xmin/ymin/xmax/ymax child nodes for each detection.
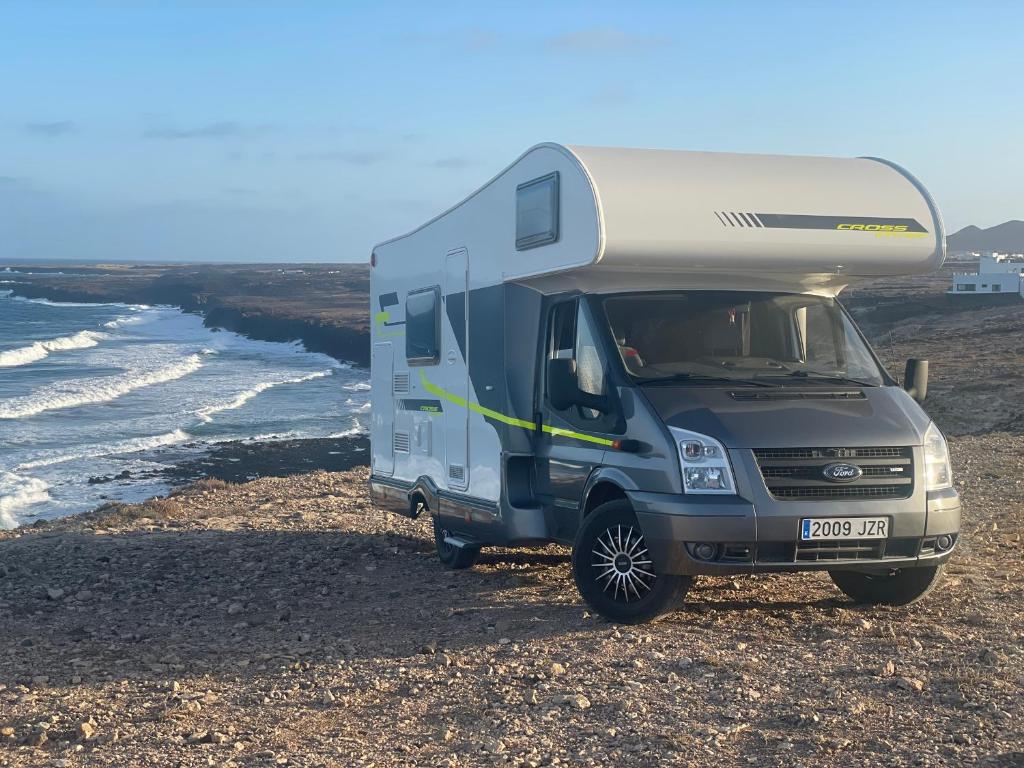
<box><xmin>534</xmin><ymin>298</ymin><xmax>616</xmax><ymax>542</ymax></box>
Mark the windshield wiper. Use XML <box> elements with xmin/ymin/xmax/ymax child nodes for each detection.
<box><xmin>636</xmin><ymin>373</ymin><xmax>775</xmax><ymax>387</ymax></box>
<box><xmin>755</xmin><ymin>370</ymin><xmax>878</xmax><ymax>387</ymax></box>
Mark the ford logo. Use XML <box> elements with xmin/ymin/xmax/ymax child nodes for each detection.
<box><xmin>822</xmin><ymin>462</ymin><xmax>863</xmax><ymax>483</ymax></box>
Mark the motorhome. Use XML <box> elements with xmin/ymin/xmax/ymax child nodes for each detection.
<box><xmin>369</xmin><ymin>144</ymin><xmax>961</xmax><ymax>624</ymax></box>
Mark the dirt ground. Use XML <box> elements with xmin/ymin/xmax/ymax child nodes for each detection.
<box><xmin>1</xmin><ymin>435</ymin><xmax>1022</xmax><ymax>768</ymax></box>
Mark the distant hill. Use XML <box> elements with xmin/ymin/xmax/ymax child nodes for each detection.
<box><xmin>947</xmin><ymin>220</ymin><xmax>1024</xmax><ymax>253</ymax></box>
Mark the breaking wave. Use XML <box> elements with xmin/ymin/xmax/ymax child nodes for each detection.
<box><xmin>4</xmin><ymin>294</ymin><xmax>146</xmax><ymax>309</ymax></box>
<box><xmin>0</xmin><ymin>354</ymin><xmax>205</xmax><ymax>420</ymax></box>
<box><xmin>0</xmin><ymin>330</ymin><xmax>107</xmax><ymax>368</ymax></box>
<box><xmin>15</xmin><ymin>429</ymin><xmax>192</xmax><ymax>471</ymax></box>
<box><xmin>0</xmin><ymin>473</ymin><xmax>51</xmax><ymax>530</ymax></box>
<box><xmin>196</xmin><ymin>371</ymin><xmax>332</xmax><ymax>423</ymax></box>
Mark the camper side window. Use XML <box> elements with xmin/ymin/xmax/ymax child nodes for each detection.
<box><xmin>516</xmin><ymin>172</ymin><xmax>559</xmax><ymax>250</ymax></box>
<box><xmin>406</xmin><ymin>287</ymin><xmax>440</xmax><ymax>365</ymax></box>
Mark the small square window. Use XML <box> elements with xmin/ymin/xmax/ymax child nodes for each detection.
<box><xmin>406</xmin><ymin>287</ymin><xmax>440</xmax><ymax>365</ymax></box>
<box><xmin>516</xmin><ymin>172</ymin><xmax>559</xmax><ymax>250</ymax></box>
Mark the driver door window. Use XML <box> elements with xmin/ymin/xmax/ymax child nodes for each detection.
<box><xmin>547</xmin><ymin>300</ymin><xmax>608</xmax><ymax>422</ymax></box>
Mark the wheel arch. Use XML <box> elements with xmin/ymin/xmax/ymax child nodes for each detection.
<box><xmin>409</xmin><ymin>476</ymin><xmax>440</xmax><ymax>518</ymax></box>
<box><xmin>580</xmin><ymin>467</ymin><xmax>640</xmax><ymax>520</ymax></box>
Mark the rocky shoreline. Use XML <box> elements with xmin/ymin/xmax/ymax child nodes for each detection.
<box><xmin>0</xmin><ymin>433</ymin><xmax>1022</xmax><ymax>767</ymax></box>
<box><xmin>78</xmin><ymin>436</ymin><xmax>371</xmax><ymax>495</ymax></box>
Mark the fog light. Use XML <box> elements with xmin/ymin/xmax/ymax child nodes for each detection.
<box><xmin>935</xmin><ymin>534</ymin><xmax>954</xmax><ymax>552</ymax></box>
<box><xmin>693</xmin><ymin>543</ymin><xmax>718</xmax><ymax>562</ymax></box>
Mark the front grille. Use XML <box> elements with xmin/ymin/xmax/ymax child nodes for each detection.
<box><xmin>795</xmin><ymin>539</ymin><xmax>884</xmax><ymax>562</ymax></box>
<box><xmin>753</xmin><ymin>446</ymin><xmax>914</xmax><ymax>501</ymax></box>
<box><xmin>731</xmin><ymin>390</ymin><xmax>866</xmax><ymax>402</ymax></box>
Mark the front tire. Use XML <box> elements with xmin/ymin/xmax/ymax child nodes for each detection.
<box><xmin>433</xmin><ymin>516</ymin><xmax>480</xmax><ymax>570</ymax></box>
<box><xmin>571</xmin><ymin>500</ymin><xmax>692</xmax><ymax>624</ymax></box>
<box><xmin>829</xmin><ymin>564</ymin><xmax>945</xmax><ymax>606</ymax></box>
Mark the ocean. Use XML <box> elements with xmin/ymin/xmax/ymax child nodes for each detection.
<box><xmin>0</xmin><ymin>288</ymin><xmax>370</xmax><ymax>528</ymax></box>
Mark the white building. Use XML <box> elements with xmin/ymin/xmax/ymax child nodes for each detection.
<box><xmin>949</xmin><ymin>251</ymin><xmax>1024</xmax><ymax>296</ymax></box>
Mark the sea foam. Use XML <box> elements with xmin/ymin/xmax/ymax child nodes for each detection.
<box><xmin>0</xmin><ymin>473</ymin><xmax>51</xmax><ymax>529</ymax></box>
<box><xmin>15</xmin><ymin>429</ymin><xmax>192</xmax><ymax>471</ymax></box>
<box><xmin>0</xmin><ymin>354</ymin><xmax>204</xmax><ymax>420</ymax></box>
<box><xmin>196</xmin><ymin>370</ymin><xmax>332</xmax><ymax>423</ymax></box>
<box><xmin>0</xmin><ymin>330</ymin><xmax>107</xmax><ymax>368</ymax></box>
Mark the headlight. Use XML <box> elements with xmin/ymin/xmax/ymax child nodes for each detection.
<box><xmin>669</xmin><ymin>427</ymin><xmax>736</xmax><ymax>494</ymax></box>
<box><xmin>923</xmin><ymin>421</ymin><xmax>953</xmax><ymax>491</ymax></box>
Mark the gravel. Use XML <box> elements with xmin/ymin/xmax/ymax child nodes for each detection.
<box><xmin>0</xmin><ymin>436</ymin><xmax>1022</xmax><ymax>767</ymax></box>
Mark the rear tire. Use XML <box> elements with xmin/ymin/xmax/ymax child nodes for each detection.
<box><xmin>433</xmin><ymin>516</ymin><xmax>480</xmax><ymax>570</ymax></box>
<box><xmin>829</xmin><ymin>564</ymin><xmax>945</xmax><ymax>606</ymax></box>
<box><xmin>571</xmin><ymin>500</ymin><xmax>692</xmax><ymax>624</ymax></box>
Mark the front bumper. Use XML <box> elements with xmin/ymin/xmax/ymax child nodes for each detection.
<box><xmin>629</xmin><ymin>487</ymin><xmax>961</xmax><ymax>576</ymax></box>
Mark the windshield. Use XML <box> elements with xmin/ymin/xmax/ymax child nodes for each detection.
<box><xmin>602</xmin><ymin>291</ymin><xmax>886</xmax><ymax>386</ymax></box>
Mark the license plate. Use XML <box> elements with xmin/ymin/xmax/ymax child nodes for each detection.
<box><xmin>800</xmin><ymin>517</ymin><xmax>888</xmax><ymax>540</ymax></box>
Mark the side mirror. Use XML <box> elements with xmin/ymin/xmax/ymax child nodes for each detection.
<box><xmin>547</xmin><ymin>358</ymin><xmax>609</xmax><ymax>413</ymax></box>
<box><xmin>904</xmin><ymin>359</ymin><xmax>929</xmax><ymax>403</ymax></box>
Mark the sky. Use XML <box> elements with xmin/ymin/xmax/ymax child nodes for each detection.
<box><xmin>2</xmin><ymin>1</ymin><xmax>1022</xmax><ymax>263</ymax></box>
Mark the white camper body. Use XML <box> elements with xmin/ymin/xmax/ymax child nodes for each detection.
<box><xmin>369</xmin><ymin>144</ymin><xmax>958</xmax><ymax>623</ymax></box>
<box><xmin>370</xmin><ymin>143</ymin><xmax>944</xmax><ymax>504</ymax></box>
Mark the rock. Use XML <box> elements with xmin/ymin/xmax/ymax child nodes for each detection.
<box><xmin>46</xmin><ymin>587</ymin><xmax>65</xmax><ymax>601</ymax></box>
<box><xmin>549</xmin><ymin>662</ymin><xmax>566</xmax><ymax>677</ymax></box>
<box><xmin>1</xmin><ymin>726</ymin><xmax>15</xmax><ymax>740</ymax></box>
<box><xmin>435</xmin><ymin>652</ymin><xmax>452</xmax><ymax>668</ymax></box>
<box><xmin>321</xmin><ymin>689</ymin><xmax>336</xmax><ymax>705</ymax></box>
<box><xmin>497</xmin><ymin>637</ymin><xmax>511</xmax><ymax>645</ymax></box>
<box><xmin>557</xmin><ymin>694</ymin><xmax>591</xmax><ymax>709</ymax></box>
<box><xmin>857</xmin><ymin>618</ymin><xmax>873</xmax><ymax>631</ymax></box>
<box><xmin>881</xmin><ymin>660</ymin><xmax>896</xmax><ymax>677</ymax></box>
<box><xmin>78</xmin><ymin>721</ymin><xmax>96</xmax><ymax>741</ymax></box>
<box><xmin>227</xmin><ymin>602</ymin><xmax>244</xmax><ymax>615</ymax></box>
<box><xmin>76</xmin><ymin>590</ymin><xmax>94</xmax><ymax>602</ymax></box>
<box><xmin>676</xmin><ymin>657</ymin><xmax>694</xmax><ymax>669</ymax></box>
<box><xmin>482</xmin><ymin>737</ymin><xmax>506</xmax><ymax>754</ymax></box>
<box><xmin>525</xmin><ymin>689</ymin><xmax>539</xmax><ymax>706</ymax></box>
<box><xmin>896</xmin><ymin>677</ymin><xmax>925</xmax><ymax>692</ymax></box>
<box><xmin>27</xmin><ymin>728</ymin><xmax>48</xmax><ymax>747</ymax></box>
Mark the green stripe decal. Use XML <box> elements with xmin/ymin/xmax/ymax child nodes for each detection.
<box><xmin>418</xmin><ymin>371</ymin><xmax>615</xmax><ymax>447</ymax></box>
<box><xmin>374</xmin><ymin>310</ymin><xmax>405</xmax><ymax>339</ymax></box>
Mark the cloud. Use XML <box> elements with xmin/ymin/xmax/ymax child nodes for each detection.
<box><xmin>297</xmin><ymin>150</ymin><xmax>385</xmax><ymax>166</ymax></box>
<box><xmin>430</xmin><ymin>156</ymin><xmax>476</xmax><ymax>169</ymax></box>
<box><xmin>546</xmin><ymin>27</ymin><xmax>671</xmax><ymax>54</ymax></box>
<box><xmin>143</xmin><ymin>121</ymin><xmax>269</xmax><ymax>140</ymax></box>
<box><xmin>24</xmin><ymin>121</ymin><xmax>77</xmax><ymax>137</ymax></box>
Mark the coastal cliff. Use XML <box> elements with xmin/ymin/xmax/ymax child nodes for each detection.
<box><xmin>3</xmin><ymin>263</ymin><xmax>372</xmax><ymax>366</ymax></box>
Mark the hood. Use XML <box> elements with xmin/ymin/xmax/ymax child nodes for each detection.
<box><xmin>640</xmin><ymin>384</ymin><xmax>931</xmax><ymax>449</ymax></box>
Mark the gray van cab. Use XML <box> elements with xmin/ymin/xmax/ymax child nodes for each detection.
<box><xmin>369</xmin><ymin>144</ymin><xmax>960</xmax><ymax>623</ymax></box>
